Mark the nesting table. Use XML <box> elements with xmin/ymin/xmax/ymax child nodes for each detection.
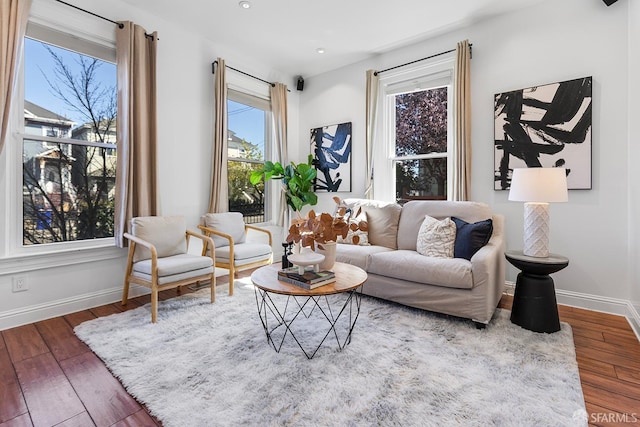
<box><xmin>505</xmin><ymin>250</ymin><xmax>569</xmax><ymax>333</ymax></box>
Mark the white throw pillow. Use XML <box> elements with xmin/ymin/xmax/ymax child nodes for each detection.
<box><xmin>131</xmin><ymin>216</ymin><xmax>187</xmax><ymax>263</ymax></box>
<box><xmin>416</xmin><ymin>215</ymin><xmax>456</xmax><ymax>258</ymax></box>
<box><xmin>202</xmin><ymin>212</ymin><xmax>247</xmax><ymax>248</ymax></box>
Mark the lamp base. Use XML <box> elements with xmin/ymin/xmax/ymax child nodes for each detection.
<box><xmin>523</xmin><ymin>202</ymin><xmax>550</xmax><ymax>258</ymax></box>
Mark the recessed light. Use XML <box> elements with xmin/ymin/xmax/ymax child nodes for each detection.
<box><xmin>316</xmin><ymin>48</ymin><xmax>326</xmax><ymax>54</ymax></box>
<box><xmin>239</xmin><ymin>1</ymin><xmax>251</xmax><ymax>9</ymax></box>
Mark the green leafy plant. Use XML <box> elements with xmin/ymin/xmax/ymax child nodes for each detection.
<box><xmin>249</xmin><ymin>154</ymin><xmax>318</xmax><ymax>212</ymax></box>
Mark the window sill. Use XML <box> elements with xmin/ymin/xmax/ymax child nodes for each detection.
<box><xmin>0</xmin><ymin>244</ymin><xmax>126</xmax><ymax>276</ymax></box>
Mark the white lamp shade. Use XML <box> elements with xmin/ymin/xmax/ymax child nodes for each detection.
<box><xmin>508</xmin><ymin>168</ymin><xmax>568</xmax><ymax>203</ymax></box>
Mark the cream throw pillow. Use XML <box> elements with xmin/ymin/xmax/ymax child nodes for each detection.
<box><xmin>416</xmin><ymin>215</ymin><xmax>456</xmax><ymax>258</ymax></box>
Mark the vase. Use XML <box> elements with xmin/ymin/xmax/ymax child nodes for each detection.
<box><xmin>315</xmin><ymin>241</ymin><xmax>337</xmax><ymax>271</ymax></box>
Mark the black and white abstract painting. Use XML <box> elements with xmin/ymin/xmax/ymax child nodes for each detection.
<box><xmin>311</xmin><ymin>122</ymin><xmax>352</xmax><ymax>192</ymax></box>
<box><xmin>494</xmin><ymin>76</ymin><xmax>592</xmax><ymax>190</ymax></box>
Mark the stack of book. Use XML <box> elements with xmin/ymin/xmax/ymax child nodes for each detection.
<box><xmin>277</xmin><ymin>266</ymin><xmax>336</xmax><ymax>290</ymax></box>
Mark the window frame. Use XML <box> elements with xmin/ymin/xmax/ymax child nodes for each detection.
<box><xmin>2</xmin><ymin>7</ymin><xmax>118</xmax><ymax>259</ymax></box>
<box><xmin>226</xmin><ymin>73</ymin><xmax>274</xmax><ymax>225</ymax></box>
<box><xmin>374</xmin><ymin>54</ymin><xmax>455</xmax><ymax>202</ymax></box>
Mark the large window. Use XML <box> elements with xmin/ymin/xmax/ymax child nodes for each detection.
<box><xmin>376</xmin><ymin>58</ymin><xmax>454</xmax><ymax>203</ymax></box>
<box><xmin>21</xmin><ymin>23</ymin><xmax>117</xmax><ymax>246</ymax></box>
<box><xmin>393</xmin><ymin>86</ymin><xmax>449</xmax><ymax>202</ymax></box>
<box><xmin>227</xmin><ymin>89</ymin><xmax>271</xmax><ymax>223</ymax></box>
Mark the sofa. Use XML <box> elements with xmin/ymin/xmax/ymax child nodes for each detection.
<box><xmin>335</xmin><ymin>199</ymin><xmax>505</xmax><ymax>326</ymax></box>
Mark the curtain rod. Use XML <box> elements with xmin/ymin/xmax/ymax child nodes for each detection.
<box><xmin>374</xmin><ymin>44</ymin><xmax>472</xmax><ymax>76</ymax></box>
<box><xmin>54</xmin><ymin>0</ymin><xmax>158</xmax><ymax>40</ymax></box>
<box><xmin>212</xmin><ymin>61</ymin><xmax>275</xmax><ymax>87</ymax></box>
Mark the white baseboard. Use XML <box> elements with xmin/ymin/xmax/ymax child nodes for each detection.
<box><xmin>0</xmin><ymin>285</ymin><xmax>151</xmax><ymax>331</ymax></box>
<box><xmin>504</xmin><ymin>281</ymin><xmax>640</xmax><ymax>341</ymax></box>
<box><xmin>556</xmin><ymin>289</ymin><xmax>640</xmax><ymax>340</ymax></box>
<box><xmin>0</xmin><ymin>269</ymin><xmax>230</xmax><ymax>331</ymax></box>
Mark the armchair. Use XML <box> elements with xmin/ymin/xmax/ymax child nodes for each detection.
<box><xmin>122</xmin><ymin>216</ymin><xmax>216</xmax><ymax>323</ymax></box>
<box><xmin>199</xmin><ymin>212</ymin><xmax>273</xmax><ymax>296</ymax></box>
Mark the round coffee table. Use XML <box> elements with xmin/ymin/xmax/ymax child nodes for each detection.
<box><xmin>251</xmin><ymin>262</ymin><xmax>367</xmax><ymax>359</ymax></box>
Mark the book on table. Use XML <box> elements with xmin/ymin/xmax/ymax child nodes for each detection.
<box><xmin>277</xmin><ymin>267</ymin><xmax>336</xmax><ymax>289</ymax></box>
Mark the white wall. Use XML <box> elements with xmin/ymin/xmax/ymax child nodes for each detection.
<box><xmin>629</xmin><ymin>0</ymin><xmax>640</xmax><ymax>318</ymax></box>
<box><xmin>299</xmin><ymin>0</ymin><xmax>638</xmax><ymax>318</ymax></box>
<box><xmin>0</xmin><ymin>0</ymin><xmax>298</xmax><ymax>329</ymax></box>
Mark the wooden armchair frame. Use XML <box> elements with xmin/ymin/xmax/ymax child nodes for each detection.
<box><xmin>122</xmin><ymin>230</ymin><xmax>216</xmax><ymax>323</ymax></box>
<box><xmin>198</xmin><ymin>223</ymin><xmax>273</xmax><ymax>296</ymax></box>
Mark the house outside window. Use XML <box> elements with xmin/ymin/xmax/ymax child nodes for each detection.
<box><xmin>227</xmin><ymin>89</ymin><xmax>271</xmax><ymax>224</ymax></box>
<box><xmin>21</xmin><ymin>23</ymin><xmax>117</xmax><ymax>246</ymax></box>
<box><xmin>375</xmin><ymin>56</ymin><xmax>454</xmax><ymax>203</ymax></box>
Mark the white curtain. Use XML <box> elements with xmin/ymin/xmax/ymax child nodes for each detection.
<box><xmin>452</xmin><ymin>39</ymin><xmax>472</xmax><ymax>201</ymax></box>
<box><xmin>208</xmin><ymin>57</ymin><xmax>228</xmax><ymax>213</ymax></box>
<box><xmin>365</xmin><ymin>69</ymin><xmax>379</xmax><ymax>199</ymax></box>
<box><xmin>270</xmin><ymin>82</ymin><xmax>288</xmax><ymax>226</ymax></box>
<box><xmin>0</xmin><ymin>0</ymin><xmax>31</xmax><ymax>155</ymax></box>
<box><xmin>114</xmin><ymin>22</ymin><xmax>159</xmax><ymax>247</ymax></box>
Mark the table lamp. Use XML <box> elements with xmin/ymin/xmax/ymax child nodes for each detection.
<box><xmin>508</xmin><ymin>168</ymin><xmax>568</xmax><ymax>258</ymax></box>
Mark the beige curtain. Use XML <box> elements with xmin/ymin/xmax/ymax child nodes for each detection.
<box><xmin>270</xmin><ymin>82</ymin><xmax>288</xmax><ymax>226</ymax></box>
<box><xmin>0</xmin><ymin>0</ymin><xmax>31</xmax><ymax>155</ymax></box>
<box><xmin>114</xmin><ymin>22</ymin><xmax>159</xmax><ymax>247</ymax></box>
<box><xmin>365</xmin><ymin>69</ymin><xmax>379</xmax><ymax>199</ymax></box>
<box><xmin>452</xmin><ymin>39</ymin><xmax>472</xmax><ymax>201</ymax></box>
<box><xmin>208</xmin><ymin>57</ymin><xmax>228</xmax><ymax>213</ymax></box>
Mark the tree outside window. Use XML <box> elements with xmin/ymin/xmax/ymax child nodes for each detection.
<box><xmin>227</xmin><ymin>96</ymin><xmax>268</xmax><ymax>223</ymax></box>
<box><xmin>22</xmin><ymin>36</ymin><xmax>116</xmax><ymax>245</ymax></box>
<box><xmin>393</xmin><ymin>87</ymin><xmax>448</xmax><ymax>203</ymax></box>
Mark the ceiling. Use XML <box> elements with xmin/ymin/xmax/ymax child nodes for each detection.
<box><xmin>122</xmin><ymin>0</ymin><xmax>547</xmax><ymax>78</ymax></box>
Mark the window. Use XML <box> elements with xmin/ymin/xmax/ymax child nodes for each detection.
<box><xmin>227</xmin><ymin>89</ymin><xmax>271</xmax><ymax>224</ymax></box>
<box><xmin>21</xmin><ymin>23</ymin><xmax>117</xmax><ymax>246</ymax></box>
<box><xmin>375</xmin><ymin>57</ymin><xmax>454</xmax><ymax>203</ymax></box>
<box><xmin>393</xmin><ymin>86</ymin><xmax>449</xmax><ymax>202</ymax></box>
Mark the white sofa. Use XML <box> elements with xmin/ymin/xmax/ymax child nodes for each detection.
<box><xmin>335</xmin><ymin>199</ymin><xmax>505</xmax><ymax>326</ymax></box>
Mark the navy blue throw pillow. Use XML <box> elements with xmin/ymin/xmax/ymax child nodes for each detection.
<box><xmin>451</xmin><ymin>217</ymin><xmax>493</xmax><ymax>260</ymax></box>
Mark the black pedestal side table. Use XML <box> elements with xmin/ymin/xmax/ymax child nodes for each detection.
<box><xmin>505</xmin><ymin>250</ymin><xmax>569</xmax><ymax>333</ymax></box>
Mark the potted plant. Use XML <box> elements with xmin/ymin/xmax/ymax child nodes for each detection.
<box><xmin>249</xmin><ymin>154</ymin><xmax>318</xmax><ymax>213</ymax></box>
<box><xmin>287</xmin><ymin>197</ymin><xmax>368</xmax><ymax>270</ymax></box>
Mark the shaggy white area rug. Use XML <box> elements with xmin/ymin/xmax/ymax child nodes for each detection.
<box><xmin>75</xmin><ymin>278</ymin><xmax>587</xmax><ymax>427</ymax></box>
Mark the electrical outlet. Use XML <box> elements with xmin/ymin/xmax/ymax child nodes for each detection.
<box><xmin>12</xmin><ymin>276</ymin><xmax>28</xmax><ymax>292</ymax></box>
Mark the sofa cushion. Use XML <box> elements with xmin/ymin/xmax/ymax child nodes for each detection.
<box><xmin>335</xmin><ymin>244</ymin><xmax>394</xmax><ymax>271</ymax></box>
<box><xmin>344</xmin><ymin>199</ymin><xmax>401</xmax><ymax>249</ymax></box>
<box><xmin>368</xmin><ymin>250</ymin><xmax>473</xmax><ymax>289</ymax></box>
<box><xmin>452</xmin><ymin>217</ymin><xmax>493</xmax><ymax>260</ymax></box>
<box><xmin>131</xmin><ymin>216</ymin><xmax>187</xmax><ymax>263</ymax></box>
<box><xmin>397</xmin><ymin>201</ymin><xmax>493</xmax><ymax>250</ymax></box>
<box><xmin>416</xmin><ymin>215</ymin><xmax>456</xmax><ymax>258</ymax></box>
<box><xmin>202</xmin><ymin>212</ymin><xmax>246</xmax><ymax>248</ymax></box>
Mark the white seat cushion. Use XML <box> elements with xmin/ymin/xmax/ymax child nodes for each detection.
<box><xmin>214</xmin><ymin>243</ymin><xmax>272</xmax><ymax>265</ymax></box>
<box><xmin>132</xmin><ymin>267</ymin><xmax>213</xmax><ymax>285</ymax></box>
<box><xmin>133</xmin><ymin>253</ymin><xmax>213</xmax><ymax>277</ymax></box>
<box><xmin>367</xmin><ymin>250</ymin><xmax>473</xmax><ymax>289</ymax></box>
<box><xmin>335</xmin><ymin>244</ymin><xmax>393</xmax><ymax>270</ymax></box>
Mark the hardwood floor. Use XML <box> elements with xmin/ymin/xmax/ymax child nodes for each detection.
<box><xmin>1</xmin><ymin>275</ymin><xmax>638</xmax><ymax>427</ymax></box>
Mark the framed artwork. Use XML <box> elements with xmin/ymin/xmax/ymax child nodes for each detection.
<box><xmin>494</xmin><ymin>76</ymin><xmax>592</xmax><ymax>190</ymax></box>
<box><xmin>310</xmin><ymin>121</ymin><xmax>352</xmax><ymax>192</ymax></box>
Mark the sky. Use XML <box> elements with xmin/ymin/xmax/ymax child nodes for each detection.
<box><xmin>25</xmin><ymin>37</ymin><xmax>265</xmax><ymax>154</ymax></box>
<box><xmin>24</xmin><ymin>37</ymin><xmax>116</xmax><ymax>126</ymax></box>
